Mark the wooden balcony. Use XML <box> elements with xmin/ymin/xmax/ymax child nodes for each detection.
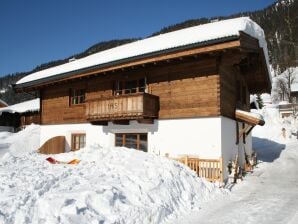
<box><xmin>86</xmin><ymin>93</ymin><xmax>159</xmax><ymax>122</ymax></box>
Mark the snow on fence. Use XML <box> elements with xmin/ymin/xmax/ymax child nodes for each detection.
<box><xmin>171</xmin><ymin>156</ymin><xmax>223</xmax><ymax>182</ymax></box>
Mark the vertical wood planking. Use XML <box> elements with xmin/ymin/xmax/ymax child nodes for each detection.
<box><xmin>171</xmin><ymin>156</ymin><xmax>223</xmax><ymax>182</ymax></box>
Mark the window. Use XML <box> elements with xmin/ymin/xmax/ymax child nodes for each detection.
<box><xmin>114</xmin><ymin>78</ymin><xmax>146</xmax><ymax>95</ymax></box>
<box><xmin>70</xmin><ymin>89</ymin><xmax>85</xmax><ymax>105</ymax></box>
<box><xmin>71</xmin><ymin>134</ymin><xmax>86</xmax><ymax>151</ymax></box>
<box><xmin>115</xmin><ymin>133</ymin><xmax>147</xmax><ymax>152</ymax></box>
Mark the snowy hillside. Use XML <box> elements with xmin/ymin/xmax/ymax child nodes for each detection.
<box><xmin>0</xmin><ymin>126</ymin><xmax>224</xmax><ymax>224</ymax></box>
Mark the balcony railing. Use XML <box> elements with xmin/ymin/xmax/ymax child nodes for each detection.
<box><xmin>86</xmin><ymin>93</ymin><xmax>159</xmax><ymax>121</ymax></box>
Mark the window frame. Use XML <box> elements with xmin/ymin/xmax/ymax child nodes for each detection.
<box><xmin>115</xmin><ymin>133</ymin><xmax>148</xmax><ymax>152</ymax></box>
<box><xmin>69</xmin><ymin>88</ymin><xmax>86</xmax><ymax>106</ymax></box>
<box><xmin>113</xmin><ymin>77</ymin><xmax>146</xmax><ymax>96</ymax></box>
<box><xmin>71</xmin><ymin>133</ymin><xmax>86</xmax><ymax>151</ymax></box>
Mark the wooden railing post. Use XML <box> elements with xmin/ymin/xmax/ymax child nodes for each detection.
<box><xmin>185</xmin><ymin>156</ymin><xmax>188</xmax><ymax>166</ymax></box>
<box><xmin>166</xmin><ymin>156</ymin><xmax>225</xmax><ymax>183</ymax></box>
<box><xmin>219</xmin><ymin>157</ymin><xmax>223</xmax><ymax>183</ymax></box>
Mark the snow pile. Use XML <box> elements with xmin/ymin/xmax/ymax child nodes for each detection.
<box><xmin>0</xmin><ymin>124</ymin><xmax>40</xmax><ymax>160</ymax></box>
<box><xmin>17</xmin><ymin>17</ymin><xmax>270</xmax><ymax>85</ymax></box>
<box><xmin>252</xmin><ymin>106</ymin><xmax>298</xmax><ymax>163</ymax></box>
<box><xmin>253</xmin><ymin>107</ymin><xmax>289</xmax><ymax>141</ymax></box>
<box><xmin>0</xmin><ymin>132</ymin><xmax>224</xmax><ymax>224</ymax></box>
<box><xmin>0</xmin><ymin>98</ymin><xmax>39</xmax><ymax>115</ymax></box>
<box><xmin>0</xmin><ymin>132</ymin><xmax>13</xmax><ymax>158</ymax></box>
<box><xmin>261</xmin><ymin>93</ymin><xmax>272</xmax><ymax>106</ymax></box>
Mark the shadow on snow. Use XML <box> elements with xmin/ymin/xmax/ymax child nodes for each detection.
<box><xmin>252</xmin><ymin>136</ymin><xmax>286</xmax><ymax>163</ymax></box>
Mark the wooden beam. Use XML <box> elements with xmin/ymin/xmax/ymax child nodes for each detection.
<box><xmin>91</xmin><ymin>121</ymin><xmax>108</xmax><ymax>126</ymax></box>
<box><xmin>112</xmin><ymin>120</ymin><xmax>130</xmax><ymax>125</ymax></box>
<box><xmin>238</xmin><ymin>124</ymin><xmax>253</xmax><ymax>139</ymax></box>
<box><xmin>137</xmin><ymin>118</ymin><xmax>154</xmax><ymax>124</ymax></box>
<box><xmin>245</xmin><ymin>126</ymin><xmax>254</xmax><ymax>136</ymax></box>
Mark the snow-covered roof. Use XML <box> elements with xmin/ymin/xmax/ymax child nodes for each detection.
<box><xmin>16</xmin><ymin>17</ymin><xmax>270</xmax><ymax>86</ymax></box>
<box><xmin>0</xmin><ymin>98</ymin><xmax>39</xmax><ymax>115</ymax></box>
<box><xmin>0</xmin><ymin>99</ymin><xmax>8</xmax><ymax>107</ymax></box>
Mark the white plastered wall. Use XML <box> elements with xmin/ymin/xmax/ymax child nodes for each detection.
<box><xmin>40</xmin><ymin>117</ymin><xmax>253</xmax><ymax>182</ymax></box>
<box><xmin>40</xmin><ymin>117</ymin><xmax>223</xmax><ymax>158</ymax></box>
<box><xmin>148</xmin><ymin>118</ymin><xmax>222</xmax><ymax>158</ymax></box>
<box><xmin>245</xmin><ymin>132</ymin><xmax>253</xmax><ymax>155</ymax></box>
<box><xmin>220</xmin><ymin>117</ymin><xmax>254</xmax><ymax>181</ymax></box>
<box><xmin>220</xmin><ymin>117</ymin><xmax>238</xmax><ymax>181</ymax></box>
<box><xmin>40</xmin><ymin>124</ymin><xmax>114</xmax><ymax>152</ymax></box>
<box><xmin>102</xmin><ymin>118</ymin><xmax>222</xmax><ymax>158</ymax></box>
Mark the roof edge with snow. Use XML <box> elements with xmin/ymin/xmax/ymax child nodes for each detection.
<box><xmin>15</xmin><ymin>17</ymin><xmax>271</xmax><ymax>90</ymax></box>
<box><xmin>0</xmin><ymin>98</ymin><xmax>40</xmax><ymax>115</ymax></box>
<box><xmin>15</xmin><ymin>36</ymin><xmax>239</xmax><ymax>89</ymax></box>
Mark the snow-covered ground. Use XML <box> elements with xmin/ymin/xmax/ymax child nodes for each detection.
<box><xmin>0</xmin><ymin>125</ymin><xmax>224</xmax><ymax>224</ymax></box>
<box><xmin>1</xmin><ymin>106</ymin><xmax>298</xmax><ymax>224</ymax></box>
<box><xmin>172</xmin><ymin>107</ymin><xmax>298</xmax><ymax>224</ymax></box>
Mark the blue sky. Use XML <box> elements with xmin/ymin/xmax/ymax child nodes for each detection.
<box><xmin>0</xmin><ymin>0</ymin><xmax>276</xmax><ymax>77</ymax></box>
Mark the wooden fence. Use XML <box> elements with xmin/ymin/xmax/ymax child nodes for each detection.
<box><xmin>171</xmin><ymin>156</ymin><xmax>223</xmax><ymax>182</ymax></box>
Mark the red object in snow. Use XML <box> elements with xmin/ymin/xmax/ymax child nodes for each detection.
<box><xmin>46</xmin><ymin>157</ymin><xmax>80</xmax><ymax>165</ymax></box>
<box><xmin>46</xmin><ymin>157</ymin><xmax>58</xmax><ymax>164</ymax></box>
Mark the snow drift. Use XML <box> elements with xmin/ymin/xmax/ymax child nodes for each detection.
<box><xmin>0</xmin><ymin>124</ymin><xmax>40</xmax><ymax>159</ymax></box>
<box><xmin>0</xmin><ymin>126</ymin><xmax>224</xmax><ymax>224</ymax></box>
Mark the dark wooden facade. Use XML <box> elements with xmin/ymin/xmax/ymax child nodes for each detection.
<box><xmin>0</xmin><ymin>112</ymin><xmax>20</xmax><ymax>127</ymax></box>
<box><xmin>0</xmin><ymin>111</ymin><xmax>40</xmax><ymax>129</ymax></box>
<box><xmin>20</xmin><ymin>112</ymin><xmax>40</xmax><ymax>127</ymax></box>
<box><xmin>17</xmin><ymin>33</ymin><xmax>271</xmax><ymax>125</ymax></box>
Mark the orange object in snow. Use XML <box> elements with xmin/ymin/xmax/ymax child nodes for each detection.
<box><xmin>67</xmin><ymin>159</ymin><xmax>80</xmax><ymax>164</ymax></box>
<box><xmin>46</xmin><ymin>157</ymin><xmax>80</xmax><ymax>165</ymax></box>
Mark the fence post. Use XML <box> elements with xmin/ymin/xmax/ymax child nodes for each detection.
<box><xmin>185</xmin><ymin>156</ymin><xmax>188</xmax><ymax>166</ymax></box>
<box><xmin>196</xmin><ymin>157</ymin><xmax>199</xmax><ymax>176</ymax></box>
<box><xmin>219</xmin><ymin>157</ymin><xmax>223</xmax><ymax>183</ymax></box>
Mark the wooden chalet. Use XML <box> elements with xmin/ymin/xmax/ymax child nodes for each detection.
<box><xmin>0</xmin><ymin>98</ymin><xmax>40</xmax><ymax>131</ymax></box>
<box><xmin>14</xmin><ymin>17</ymin><xmax>271</xmax><ymax>182</ymax></box>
